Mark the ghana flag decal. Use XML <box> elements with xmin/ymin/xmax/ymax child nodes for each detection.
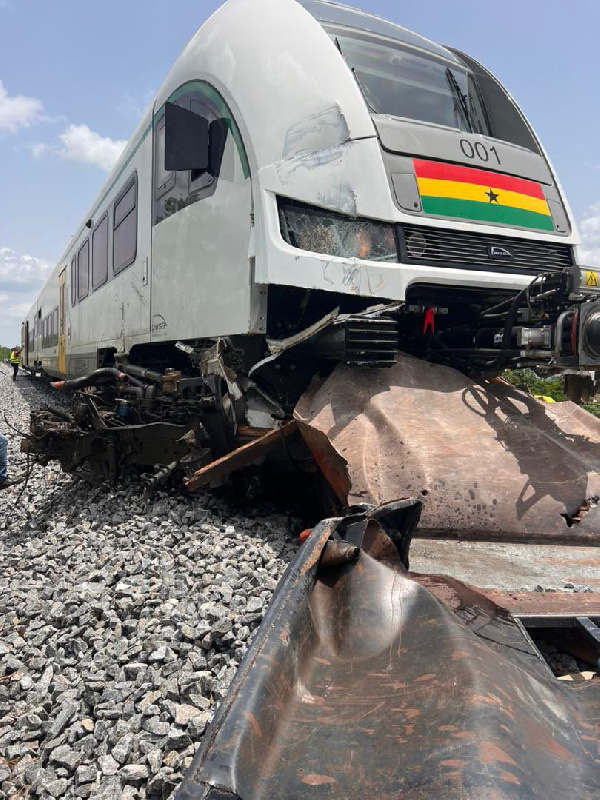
<box><xmin>414</xmin><ymin>159</ymin><xmax>554</xmax><ymax>232</ymax></box>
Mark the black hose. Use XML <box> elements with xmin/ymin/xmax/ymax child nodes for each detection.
<box><xmin>125</xmin><ymin>364</ymin><xmax>163</xmax><ymax>384</ymax></box>
<box><xmin>52</xmin><ymin>368</ymin><xmax>127</xmax><ymax>392</ymax></box>
<box><xmin>122</xmin><ymin>374</ymin><xmax>145</xmax><ymax>389</ymax></box>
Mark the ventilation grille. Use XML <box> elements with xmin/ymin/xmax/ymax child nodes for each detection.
<box><xmin>343</xmin><ymin>317</ymin><xmax>398</xmax><ymax>368</ymax></box>
<box><xmin>398</xmin><ymin>224</ymin><xmax>574</xmax><ymax>275</ymax></box>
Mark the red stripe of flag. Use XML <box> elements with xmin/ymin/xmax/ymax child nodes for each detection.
<box><xmin>413</xmin><ymin>159</ymin><xmax>545</xmax><ymax>200</ymax></box>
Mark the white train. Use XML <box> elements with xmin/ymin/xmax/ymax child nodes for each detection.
<box><xmin>21</xmin><ymin>0</ymin><xmax>600</xmax><ymax>481</ymax></box>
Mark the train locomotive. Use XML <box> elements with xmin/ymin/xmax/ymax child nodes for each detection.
<box><xmin>21</xmin><ymin>0</ymin><xmax>600</xmax><ymax>485</ymax></box>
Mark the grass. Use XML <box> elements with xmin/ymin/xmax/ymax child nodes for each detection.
<box><xmin>503</xmin><ymin>368</ymin><xmax>600</xmax><ymax>418</ymax></box>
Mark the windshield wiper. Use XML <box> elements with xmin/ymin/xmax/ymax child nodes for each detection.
<box><xmin>334</xmin><ymin>37</ymin><xmax>377</xmax><ymax>114</ymax></box>
<box><xmin>350</xmin><ymin>67</ymin><xmax>377</xmax><ymax>113</ymax></box>
<box><xmin>446</xmin><ymin>68</ymin><xmax>473</xmax><ymax>132</ymax></box>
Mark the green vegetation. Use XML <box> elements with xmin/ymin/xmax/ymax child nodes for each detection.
<box><xmin>503</xmin><ymin>368</ymin><xmax>566</xmax><ymax>401</ymax></box>
<box><xmin>584</xmin><ymin>402</ymin><xmax>600</xmax><ymax>418</ymax></box>
<box><xmin>0</xmin><ymin>346</ymin><xmax>11</xmax><ymax>362</ymax></box>
<box><xmin>503</xmin><ymin>368</ymin><xmax>600</xmax><ymax>418</ymax></box>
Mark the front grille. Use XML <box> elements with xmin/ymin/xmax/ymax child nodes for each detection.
<box><xmin>397</xmin><ymin>223</ymin><xmax>574</xmax><ymax>276</ymax></box>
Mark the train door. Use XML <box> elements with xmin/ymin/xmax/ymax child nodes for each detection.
<box><xmin>59</xmin><ymin>268</ymin><xmax>67</xmax><ymax>374</ymax></box>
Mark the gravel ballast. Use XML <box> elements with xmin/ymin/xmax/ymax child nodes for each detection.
<box><xmin>0</xmin><ymin>367</ymin><xmax>297</xmax><ymax>799</ymax></box>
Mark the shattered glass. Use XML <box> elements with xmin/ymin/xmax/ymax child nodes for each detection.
<box><xmin>279</xmin><ymin>200</ymin><xmax>398</xmax><ymax>262</ymax></box>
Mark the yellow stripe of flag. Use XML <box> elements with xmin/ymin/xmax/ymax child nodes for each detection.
<box><xmin>417</xmin><ymin>177</ymin><xmax>551</xmax><ymax>217</ymax></box>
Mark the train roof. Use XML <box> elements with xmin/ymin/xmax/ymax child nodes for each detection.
<box><xmin>298</xmin><ymin>0</ymin><xmax>461</xmax><ymax>62</ymax></box>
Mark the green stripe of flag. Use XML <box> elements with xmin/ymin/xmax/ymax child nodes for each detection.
<box><xmin>422</xmin><ymin>197</ymin><xmax>554</xmax><ymax>232</ymax></box>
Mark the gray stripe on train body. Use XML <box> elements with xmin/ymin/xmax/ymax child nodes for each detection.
<box><xmin>372</xmin><ymin>116</ymin><xmax>554</xmax><ymax>185</ymax></box>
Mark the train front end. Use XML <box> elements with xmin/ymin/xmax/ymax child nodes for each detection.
<box><xmin>255</xmin><ymin>0</ymin><xmax>600</xmax><ymax>380</ymax></box>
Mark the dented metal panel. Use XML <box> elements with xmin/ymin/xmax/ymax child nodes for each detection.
<box><xmin>294</xmin><ymin>353</ymin><xmax>600</xmax><ymax>543</ymax></box>
<box><xmin>177</xmin><ymin>520</ymin><xmax>600</xmax><ymax>799</ymax></box>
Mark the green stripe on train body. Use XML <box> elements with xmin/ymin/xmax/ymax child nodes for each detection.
<box><xmin>421</xmin><ymin>197</ymin><xmax>555</xmax><ymax>232</ymax></box>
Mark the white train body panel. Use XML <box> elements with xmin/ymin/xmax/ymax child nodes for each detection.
<box><xmin>151</xmin><ymin>108</ymin><xmax>254</xmax><ymax>341</ymax></box>
<box><xmin>22</xmin><ymin>0</ymin><xmax>581</xmax><ymax>377</ymax></box>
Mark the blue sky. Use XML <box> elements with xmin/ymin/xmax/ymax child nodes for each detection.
<box><xmin>0</xmin><ymin>0</ymin><xmax>599</xmax><ymax>345</ymax></box>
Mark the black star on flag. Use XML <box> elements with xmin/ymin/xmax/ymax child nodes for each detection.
<box><xmin>486</xmin><ymin>188</ymin><xmax>500</xmax><ymax>204</ymax></box>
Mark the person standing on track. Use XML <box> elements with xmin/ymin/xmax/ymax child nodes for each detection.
<box><xmin>10</xmin><ymin>346</ymin><xmax>21</xmax><ymax>381</ymax></box>
<box><xmin>0</xmin><ymin>432</ymin><xmax>8</xmax><ymax>488</ymax></box>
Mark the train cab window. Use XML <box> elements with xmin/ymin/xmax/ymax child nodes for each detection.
<box><xmin>77</xmin><ymin>239</ymin><xmax>89</xmax><ymax>301</ymax></box>
<box><xmin>71</xmin><ymin>256</ymin><xmax>77</xmax><ymax>306</ymax></box>
<box><xmin>154</xmin><ymin>120</ymin><xmax>174</xmax><ymax>198</ymax></box>
<box><xmin>189</xmin><ymin>99</ymin><xmax>216</xmax><ymax>190</ymax></box>
<box><xmin>92</xmin><ymin>212</ymin><xmax>109</xmax><ymax>289</ymax></box>
<box><xmin>153</xmin><ymin>86</ymin><xmax>240</xmax><ymax>226</ymax></box>
<box><xmin>113</xmin><ymin>174</ymin><xmax>137</xmax><ymax>273</ymax></box>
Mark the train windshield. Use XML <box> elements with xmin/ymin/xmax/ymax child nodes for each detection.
<box><xmin>334</xmin><ymin>32</ymin><xmax>491</xmax><ymax>136</ymax></box>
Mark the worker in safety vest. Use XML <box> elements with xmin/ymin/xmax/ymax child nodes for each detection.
<box><xmin>10</xmin><ymin>347</ymin><xmax>20</xmax><ymax>382</ymax></box>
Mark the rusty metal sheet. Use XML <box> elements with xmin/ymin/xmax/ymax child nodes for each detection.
<box><xmin>294</xmin><ymin>353</ymin><xmax>600</xmax><ymax>543</ymax></box>
<box><xmin>178</xmin><ymin>520</ymin><xmax>599</xmax><ymax>800</ymax></box>
<box><xmin>412</xmin><ymin>575</ymin><xmax>600</xmax><ymax>618</ymax></box>
<box><xmin>475</xmin><ymin>590</ymin><xmax>600</xmax><ymax>617</ymax></box>
<box><xmin>185</xmin><ymin>421</ymin><xmax>298</xmax><ymax>491</ymax></box>
<box><xmin>409</xmin><ymin>537</ymin><xmax>600</xmax><ymax>589</ymax></box>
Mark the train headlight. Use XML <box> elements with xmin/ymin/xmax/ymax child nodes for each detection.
<box><xmin>278</xmin><ymin>198</ymin><xmax>398</xmax><ymax>262</ymax></box>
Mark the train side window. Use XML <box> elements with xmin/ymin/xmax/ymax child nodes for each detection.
<box><xmin>53</xmin><ymin>308</ymin><xmax>58</xmax><ymax>346</ymax></box>
<box><xmin>77</xmin><ymin>239</ymin><xmax>89</xmax><ymax>301</ymax></box>
<box><xmin>113</xmin><ymin>174</ymin><xmax>137</xmax><ymax>273</ymax></box>
<box><xmin>92</xmin><ymin>212</ymin><xmax>109</xmax><ymax>289</ymax></box>
<box><xmin>71</xmin><ymin>256</ymin><xmax>77</xmax><ymax>306</ymax></box>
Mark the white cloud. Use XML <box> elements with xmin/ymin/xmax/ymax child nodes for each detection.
<box><xmin>0</xmin><ymin>247</ymin><xmax>51</xmax><ymax>288</ymax></box>
<box><xmin>6</xmin><ymin>300</ymin><xmax>34</xmax><ymax>320</ymax></box>
<box><xmin>0</xmin><ymin>248</ymin><xmax>51</xmax><ymax>346</ymax></box>
<box><xmin>31</xmin><ymin>123</ymin><xmax>127</xmax><ymax>172</ymax></box>
<box><xmin>0</xmin><ymin>79</ymin><xmax>43</xmax><ymax>133</ymax></box>
<box><xmin>57</xmin><ymin>124</ymin><xmax>127</xmax><ymax>171</ymax></box>
<box><xmin>579</xmin><ymin>203</ymin><xmax>600</xmax><ymax>267</ymax></box>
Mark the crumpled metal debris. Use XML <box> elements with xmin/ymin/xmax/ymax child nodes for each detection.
<box><xmin>177</xmin><ymin>518</ymin><xmax>600</xmax><ymax>800</ymax></box>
